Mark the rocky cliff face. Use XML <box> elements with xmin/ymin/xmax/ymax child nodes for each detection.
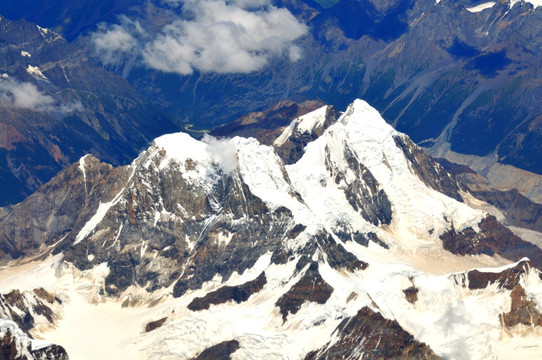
<box><xmin>0</xmin><ymin>99</ymin><xmax>542</xmax><ymax>359</ymax></box>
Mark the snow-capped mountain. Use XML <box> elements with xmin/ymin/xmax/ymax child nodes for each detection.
<box><xmin>1</xmin><ymin>99</ymin><xmax>542</xmax><ymax>359</ymax></box>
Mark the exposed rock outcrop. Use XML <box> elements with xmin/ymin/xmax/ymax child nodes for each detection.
<box><xmin>145</xmin><ymin>317</ymin><xmax>167</xmax><ymax>333</ymax></box>
<box><xmin>192</xmin><ymin>340</ymin><xmax>240</xmax><ymax>360</ymax></box>
<box><xmin>403</xmin><ymin>287</ymin><xmax>419</xmax><ymax>304</ymax></box>
<box><xmin>188</xmin><ymin>272</ymin><xmax>267</xmax><ymax>311</ymax></box>
<box><xmin>466</xmin><ymin>260</ymin><xmax>536</xmax><ymax>291</ymax></box>
<box><xmin>276</xmin><ymin>262</ymin><xmax>334</xmax><ymax>321</ymax></box>
<box><xmin>0</xmin><ymin>320</ymin><xmax>68</xmax><ymax>360</ymax></box>
<box><xmin>440</xmin><ymin>215</ymin><xmax>542</xmax><ymax>269</ymax></box>
<box><xmin>304</xmin><ymin>307</ymin><xmax>440</xmax><ymax>360</ymax></box>
<box><xmin>501</xmin><ymin>284</ymin><xmax>542</xmax><ymax>328</ymax></box>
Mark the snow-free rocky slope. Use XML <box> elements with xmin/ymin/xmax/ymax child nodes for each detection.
<box><xmin>0</xmin><ymin>15</ymin><xmax>177</xmax><ymax>206</ymax></box>
<box><xmin>1</xmin><ymin>99</ymin><xmax>542</xmax><ymax>359</ymax></box>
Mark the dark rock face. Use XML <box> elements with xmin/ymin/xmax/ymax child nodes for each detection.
<box><xmin>394</xmin><ymin>136</ymin><xmax>463</xmax><ymax>202</ymax></box>
<box><xmin>0</xmin><ymin>331</ymin><xmax>20</xmax><ymax>360</ymax></box>
<box><xmin>0</xmin><ymin>140</ymin><xmax>299</xmax><ymax>297</ymax></box>
<box><xmin>440</xmin><ymin>215</ymin><xmax>542</xmax><ymax>269</ymax></box>
<box><xmin>271</xmin><ymin>230</ymin><xmax>368</xmax><ymax>273</ymax></box>
<box><xmin>31</xmin><ymin>344</ymin><xmax>69</xmax><ymax>360</ymax></box>
<box><xmin>466</xmin><ymin>260</ymin><xmax>535</xmax><ymax>291</ymax></box>
<box><xmin>0</xmin><ymin>155</ymin><xmax>117</xmax><ymax>259</ymax></box>
<box><xmin>324</xmin><ymin>144</ymin><xmax>392</xmax><ymax>227</ymax></box>
<box><xmin>403</xmin><ymin>287</ymin><xmax>419</xmax><ymax>304</ymax></box>
<box><xmin>188</xmin><ymin>272</ymin><xmax>267</xmax><ymax>311</ymax></box>
<box><xmin>0</xmin><ymin>288</ymin><xmax>60</xmax><ymax>335</ymax></box>
<box><xmin>345</xmin><ymin>230</ymin><xmax>389</xmax><ymax>249</ymax></box>
<box><xmin>192</xmin><ymin>340</ymin><xmax>240</xmax><ymax>360</ymax></box>
<box><xmin>436</xmin><ymin>157</ymin><xmax>542</xmax><ymax>231</ymax></box>
<box><xmin>0</xmin><ymin>322</ymin><xmax>68</xmax><ymax>360</ymax></box>
<box><xmin>276</xmin><ymin>262</ymin><xmax>334</xmax><ymax>321</ymax></box>
<box><xmin>145</xmin><ymin>317</ymin><xmax>167</xmax><ymax>333</ymax></box>
<box><xmin>461</xmin><ymin>260</ymin><xmax>542</xmax><ymax>328</ymax></box>
<box><xmin>211</xmin><ymin>100</ymin><xmax>327</xmax><ymax>147</ymax></box>
<box><xmin>0</xmin><ymin>288</ymin><xmax>67</xmax><ymax>359</ymax></box>
<box><xmin>472</xmin><ymin>189</ymin><xmax>542</xmax><ymax>233</ymax></box>
<box><xmin>304</xmin><ymin>307</ymin><xmax>440</xmax><ymax>360</ymax></box>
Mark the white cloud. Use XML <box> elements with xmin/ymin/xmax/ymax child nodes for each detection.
<box><xmin>288</xmin><ymin>45</ymin><xmax>302</xmax><ymax>62</ymax></box>
<box><xmin>92</xmin><ymin>16</ymin><xmax>146</xmax><ymax>65</ymax></box>
<box><xmin>202</xmin><ymin>134</ymin><xmax>238</xmax><ymax>174</ymax></box>
<box><xmin>93</xmin><ymin>1</ymin><xmax>307</xmax><ymax>75</ymax></box>
<box><xmin>0</xmin><ymin>80</ymin><xmax>83</xmax><ymax>114</ymax></box>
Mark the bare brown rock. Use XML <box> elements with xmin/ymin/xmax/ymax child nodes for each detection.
<box><xmin>440</xmin><ymin>215</ymin><xmax>542</xmax><ymax>269</ymax></box>
<box><xmin>145</xmin><ymin>317</ymin><xmax>167</xmax><ymax>333</ymax></box>
<box><xmin>192</xmin><ymin>340</ymin><xmax>240</xmax><ymax>360</ymax></box>
<box><xmin>305</xmin><ymin>307</ymin><xmax>440</xmax><ymax>360</ymax></box>
<box><xmin>188</xmin><ymin>272</ymin><xmax>267</xmax><ymax>311</ymax></box>
<box><xmin>210</xmin><ymin>100</ymin><xmax>326</xmax><ymax>147</ymax></box>
<box><xmin>403</xmin><ymin>287</ymin><xmax>419</xmax><ymax>304</ymax></box>
<box><xmin>501</xmin><ymin>284</ymin><xmax>542</xmax><ymax>328</ymax></box>
<box><xmin>466</xmin><ymin>260</ymin><xmax>534</xmax><ymax>291</ymax></box>
<box><xmin>276</xmin><ymin>262</ymin><xmax>334</xmax><ymax>321</ymax></box>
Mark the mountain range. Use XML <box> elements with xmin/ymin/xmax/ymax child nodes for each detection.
<box><xmin>1</xmin><ymin>0</ymin><xmax>542</xmax><ymax>359</ymax></box>
<box><xmin>1</xmin><ymin>99</ymin><xmax>542</xmax><ymax>359</ymax></box>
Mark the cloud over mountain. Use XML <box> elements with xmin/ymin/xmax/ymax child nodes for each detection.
<box><xmin>92</xmin><ymin>0</ymin><xmax>308</xmax><ymax>75</ymax></box>
<box><xmin>92</xmin><ymin>16</ymin><xmax>145</xmax><ymax>66</ymax></box>
<box><xmin>0</xmin><ymin>79</ymin><xmax>83</xmax><ymax>114</ymax></box>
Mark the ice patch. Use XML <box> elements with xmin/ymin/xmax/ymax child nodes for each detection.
<box><xmin>37</xmin><ymin>25</ymin><xmax>49</xmax><ymax>35</ymax></box>
<box><xmin>274</xmin><ymin>105</ymin><xmax>328</xmax><ymax>146</ymax></box>
<box><xmin>466</xmin><ymin>2</ymin><xmax>496</xmax><ymax>12</ymax></box>
<box><xmin>153</xmin><ymin>132</ymin><xmax>237</xmax><ymax>182</ymax></box>
<box><xmin>234</xmin><ymin>136</ymin><xmax>313</xmax><ymax>224</ymax></box>
<box><xmin>26</xmin><ymin>65</ymin><xmax>48</xmax><ymax>81</ymax></box>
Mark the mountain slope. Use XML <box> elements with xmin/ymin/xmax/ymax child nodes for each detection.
<box><xmin>1</xmin><ymin>99</ymin><xmax>542</xmax><ymax>359</ymax></box>
<box><xmin>0</xmin><ymin>15</ymin><xmax>178</xmax><ymax>206</ymax></box>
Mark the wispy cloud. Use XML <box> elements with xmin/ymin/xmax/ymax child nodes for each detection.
<box><xmin>92</xmin><ymin>0</ymin><xmax>307</xmax><ymax>75</ymax></box>
<box><xmin>0</xmin><ymin>79</ymin><xmax>83</xmax><ymax>114</ymax></box>
<box><xmin>92</xmin><ymin>16</ymin><xmax>146</xmax><ymax>66</ymax></box>
<box><xmin>202</xmin><ymin>134</ymin><xmax>238</xmax><ymax>174</ymax></box>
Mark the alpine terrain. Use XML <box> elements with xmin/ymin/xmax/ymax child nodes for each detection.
<box><xmin>1</xmin><ymin>99</ymin><xmax>542</xmax><ymax>359</ymax></box>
